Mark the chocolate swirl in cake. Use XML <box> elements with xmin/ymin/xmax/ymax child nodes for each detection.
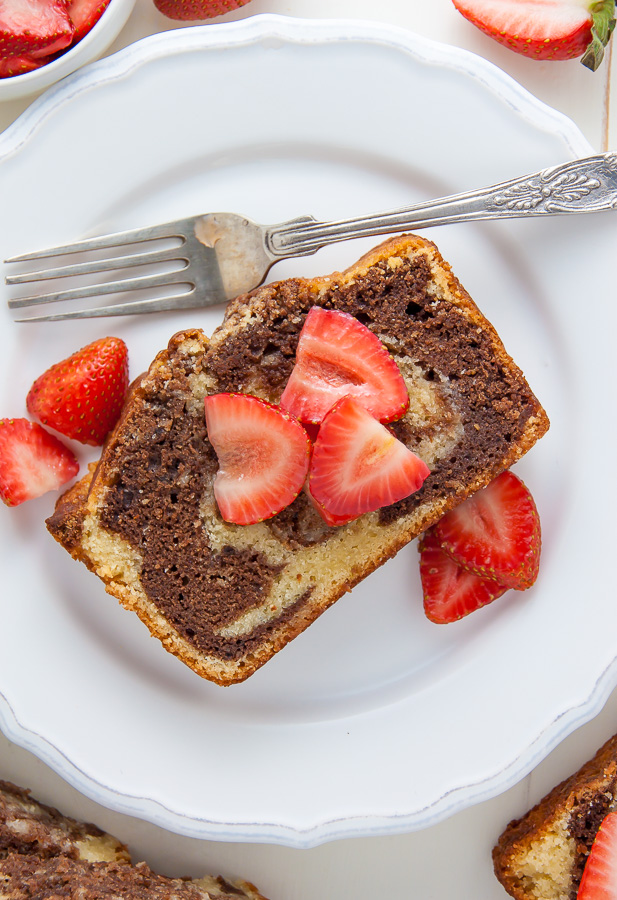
<box><xmin>47</xmin><ymin>234</ymin><xmax>549</xmax><ymax>684</ymax></box>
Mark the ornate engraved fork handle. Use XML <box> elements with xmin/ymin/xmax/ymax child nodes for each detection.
<box><xmin>266</xmin><ymin>152</ymin><xmax>617</xmax><ymax>258</ymax></box>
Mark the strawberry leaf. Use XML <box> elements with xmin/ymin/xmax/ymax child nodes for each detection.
<box><xmin>582</xmin><ymin>0</ymin><xmax>615</xmax><ymax>70</ymax></box>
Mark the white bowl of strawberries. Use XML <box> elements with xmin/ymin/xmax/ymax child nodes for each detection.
<box><xmin>0</xmin><ymin>0</ymin><xmax>136</xmax><ymax>101</ymax></box>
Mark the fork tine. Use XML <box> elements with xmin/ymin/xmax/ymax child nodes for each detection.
<box><xmin>5</xmin><ymin>246</ymin><xmax>185</xmax><ymax>285</ymax></box>
<box><xmin>4</xmin><ymin>222</ymin><xmax>185</xmax><ymax>263</ymax></box>
<box><xmin>12</xmin><ymin>289</ymin><xmax>227</xmax><ymax>322</ymax></box>
<box><xmin>8</xmin><ymin>269</ymin><xmax>189</xmax><ymax>309</ymax></box>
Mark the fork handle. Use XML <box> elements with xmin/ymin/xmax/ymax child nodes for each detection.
<box><xmin>266</xmin><ymin>152</ymin><xmax>617</xmax><ymax>257</ymax></box>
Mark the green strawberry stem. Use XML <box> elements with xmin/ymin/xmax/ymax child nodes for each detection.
<box><xmin>582</xmin><ymin>0</ymin><xmax>616</xmax><ymax>71</ymax></box>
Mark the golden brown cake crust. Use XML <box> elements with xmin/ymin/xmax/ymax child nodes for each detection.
<box><xmin>0</xmin><ymin>779</ymin><xmax>128</xmax><ymax>861</ymax></box>
<box><xmin>0</xmin><ymin>779</ymin><xmax>268</xmax><ymax>900</ymax></box>
<box><xmin>493</xmin><ymin>733</ymin><xmax>617</xmax><ymax>900</ymax></box>
<box><xmin>47</xmin><ymin>234</ymin><xmax>549</xmax><ymax>685</ymax></box>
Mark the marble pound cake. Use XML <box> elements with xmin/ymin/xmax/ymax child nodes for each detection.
<box><xmin>493</xmin><ymin>733</ymin><xmax>617</xmax><ymax>900</ymax></box>
<box><xmin>47</xmin><ymin>233</ymin><xmax>549</xmax><ymax>686</ymax></box>
<box><xmin>0</xmin><ymin>780</ymin><xmax>267</xmax><ymax>899</ymax></box>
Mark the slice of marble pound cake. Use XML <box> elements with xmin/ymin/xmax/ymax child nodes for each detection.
<box><xmin>493</xmin><ymin>733</ymin><xmax>617</xmax><ymax>900</ymax></box>
<box><xmin>46</xmin><ymin>233</ymin><xmax>549</xmax><ymax>686</ymax></box>
<box><xmin>0</xmin><ymin>780</ymin><xmax>267</xmax><ymax>899</ymax></box>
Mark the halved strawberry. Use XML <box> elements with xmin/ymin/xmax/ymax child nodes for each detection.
<box><xmin>279</xmin><ymin>307</ymin><xmax>409</xmax><ymax>426</ymax></box>
<box><xmin>451</xmin><ymin>0</ymin><xmax>615</xmax><ymax>71</ymax></box>
<box><xmin>0</xmin><ymin>0</ymin><xmax>74</xmax><ymax>59</ymax></box>
<box><xmin>204</xmin><ymin>393</ymin><xmax>311</xmax><ymax>525</ymax></box>
<box><xmin>153</xmin><ymin>0</ymin><xmax>252</xmax><ymax>22</ymax></box>
<box><xmin>308</xmin><ymin>396</ymin><xmax>429</xmax><ymax>523</ymax></box>
<box><xmin>304</xmin><ymin>483</ymin><xmax>358</xmax><ymax>527</ymax></box>
<box><xmin>66</xmin><ymin>0</ymin><xmax>110</xmax><ymax>42</ymax></box>
<box><xmin>419</xmin><ymin>529</ymin><xmax>507</xmax><ymax>623</ymax></box>
<box><xmin>0</xmin><ymin>418</ymin><xmax>79</xmax><ymax>507</ymax></box>
<box><xmin>434</xmin><ymin>470</ymin><xmax>541</xmax><ymax>590</ymax></box>
<box><xmin>577</xmin><ymin>810</ymin><xmax>617</xmax><ymax>900</ymax></box>
<box><xmin>26</xmin><ymin>337</ymin><xmax>129</xmax><ymax>447</ymax></box>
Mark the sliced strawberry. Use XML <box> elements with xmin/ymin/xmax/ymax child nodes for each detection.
<box><xmin>302</xmin><ymin>422</ymin><xmax>320</xmax><ymax>443</ymax></box>
<box><xmin>577</xmin><ymin>810</ymin><xmax>617</xmax><ymax>900</ymax></box>
<box><xmin>305</xmin><ymin>483</ymin><xmax>358</xmax><ymax>527</ymax></box>
<box><xmin>451</xmin><ymin>0</ymin><xmax>615</xmax><ymax>71</ymax></box>
<box><xmin>308</xmin><ymin>396</ymin><xmax>429</xmax><ymax>523</ymax></box>
<box><xmin>66</xmin><ymin>0</ymin><xmax>110</xmax><ymax>42</ymax></box>
<box><xmin>26</xmin><ymin>337</ymin><xmax>129</xmax><ymax>447</ymax></box>
<box><xmin>434</xmin><ymin>471</ymin><xmax>541</xmax><ymax>590</ymax></box>
<box><xmin>0</xmin><ymin>418</ymin><xmax>79</xmax><ymax>507</ymax></box>
<box><xmin>153</xmin><ymin>0</ymin><xmax>252</xmax><ymax>22</ymax></box>
<box><xmin>279</xmin><ymin>307</ymin><xmax>409</xmax><ymax>426</ymax></box>
<box><xmin>204</xmin><ymin>393</ymin><xmax>311</xmax><ymax>525</ymax></box>
<box><xmin>0</xmin><ymin>0</ymin><xmax>74</xmax><ymax>59</ymax></box>
<box><xmin>0</xmin><ymin>54</ymin><xmax>46</xmax><ymax>78</ymax></box>
<box><xmin>419</xmin><ymin>529</ymin><xmax>507</xmax><ymax>624</ymax></box>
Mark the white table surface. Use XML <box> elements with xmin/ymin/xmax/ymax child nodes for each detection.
<box><xmin>1</xmin><ymin>2</ymin><xmax>615</xmax><ymax>898</ymax></box>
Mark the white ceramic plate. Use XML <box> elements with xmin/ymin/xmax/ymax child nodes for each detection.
<box><xmin>0</xmin><ymin>16</ymin><xmax>615</xmax><ymax>849</ymax></box>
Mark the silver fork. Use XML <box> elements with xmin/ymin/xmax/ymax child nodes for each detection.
<box><xmin>5</xmin><ymin>152</ymin><xmax>617</xmax><ymax>322</ymax></box>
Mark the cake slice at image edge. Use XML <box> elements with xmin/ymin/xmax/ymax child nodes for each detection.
<box><xmin>493</xmin><ymin>733</ymin><xmax>617</xmax><ymax>900</ymax></box>
<box><xmin>0</xmin><ymin>779</ymin><xmax>267</xmax><ymax>899</ymax></box>
<box><xmin>46</xmin><ymin>233</ymin><xmax>550</xmax><ymax>686</ymax></box>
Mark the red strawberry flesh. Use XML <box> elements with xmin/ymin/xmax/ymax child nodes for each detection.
<box><xmin>66</xmin><ymin>0</ymin><xmax>110</xmax><ymax>42</ymax></box>
<box><xmin>308</xmin><ymin>395</ymin><xmax>429</xmax><ymax>522</ymax></box>
<box><xmin>26</xmin><ymin>337</ymin><xmax>129</xmax><ymax>447</ymax></box>
<box><xmin>153</xmin><ymin>0</ymin><xmax>252</xmax><ymax>22</ymax></box>
<box><xmin>0</xmin><ymin>418</ymin><xmax>79</xmax><ymax>507</ymax></box>
<box><xmin>304</xmin><ymin>484</ymin><xmax>359</xmax><ymax>528</ymax></box>
<box><xmin>434</xmin><ymin>470</ymin><xmax>541</xmax><ymax>590</ymax></box>
<box><xmin>0</xmin><ymin>0</ymin><xmax>74</xmax><ymax>58</ymax></box>
<box><xmin>578</xmin><ymin>810</ymin><xmax>617</xmax><ymax>900</ymax></box>
<box><xmin>419</xmin><ymin>529</ymin><xmax>507</xmax><ymax>624</ymax></box>
<box><xmin>0</xmin><ymin>53</ymin><xmax>44</xmax><ymax>77</ymax></box>
<box><xmin>204</xmin><ymin>392</ymin><xmax>311</xmax><ymax>526</ymax></box>
<box><xmin>451</xmin><ymin>0</ymin><xmax>615</xmax><ymax>69</ymax></box>
<box><xmin>280</xmin><ymin>307</ymin><xmax>409</xmax><ymax>426</ymax></box>
<box><xmin>454</xmin><ymin>0</ymin><xmax>592</xmax><ymax>51</ymax></box>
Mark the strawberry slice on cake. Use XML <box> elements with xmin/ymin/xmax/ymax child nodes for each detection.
<box><xmin>308</xmin><ymin>396</ymin><xmax>430</xmax><ymax>526</ymax></box>
<box><xmin>576</xmin><ymin>810</ymin><xmax>617</xmax><ymax>900</ymax></box>
<box><xmin>204</xmin><ymin>392</ymin><xmax>311</xmax><ymax>526</ymax></box>
<box><xmin>280</xmin><ymin>307</ymin><xmax>409</xmax><ymax>426</ymax></box>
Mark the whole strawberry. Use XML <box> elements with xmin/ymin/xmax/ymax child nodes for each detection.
<box><xmin>452</xmin><ymin>0</ymin><xmax>615</xmax><ymax>71</ymax></box>
<box><xmin>27</xmin><ymin>337</ymin><xmax>129</xmax><ymax>446</ymax></box>
<box><xmin>154</xmin><ymin>0</ymin><xmax>252</xmax><ymax>22</ymax></box>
